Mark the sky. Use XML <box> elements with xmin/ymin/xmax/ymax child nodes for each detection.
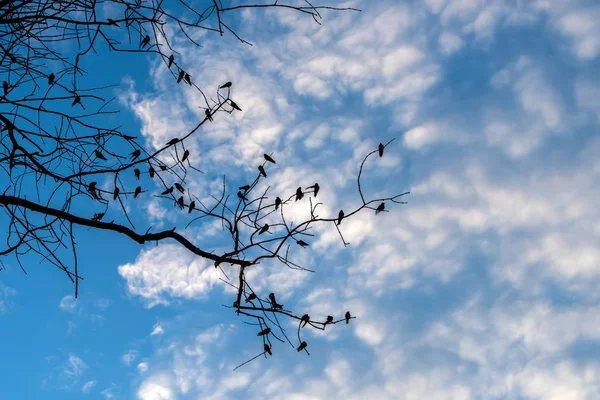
<box><xmin>1</xmin><ymin>0</ymin><xmax>600</xmax><ymax>399</ymax></box>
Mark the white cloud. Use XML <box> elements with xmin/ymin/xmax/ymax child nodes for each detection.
<box><xmin>555</xmin><ymin>7</ymin><xmax>600</xmax><ymax>60</ymax></box>
<box><xmin>0</xmin><ymin>282</ymin><xmax>16</xmax><ymax>313</ymax></box>
<box><xmin>122</xmin><ymin>350</ymin><xmax>138</xmax><ymax>366</ymax></box>
<box><xmin>59</xmin><ymin>295</ymin><xmax>78</xmax><ymax>313</ymax></box>
<box><xmin>63</xmin><ymin>354</ymin><xmax>87</xmax><ymax>377</ymax></box>
<box><xmin>81</xmin><ymin>380</ymin><xmax>97</xmax><ymax>393</ymax></box>
<box><xmin>137</xmin><ymin>362</ymin><xmax>149</xmax><ymax>374</ymax></box>
<box><xmin>150</xmin><ymin>323</ymin><xmax>164</xmax><ymax>336</ymax></box>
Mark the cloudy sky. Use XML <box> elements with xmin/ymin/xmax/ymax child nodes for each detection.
<box><xmin>1</xmin><ymin>0</ymin><xmax>600</xmax><ymax>399</ymax></box>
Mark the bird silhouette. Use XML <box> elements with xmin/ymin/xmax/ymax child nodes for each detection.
<box><xmin>161</xmin><ymin>187</ymin><xmax>173</xmax><ymax>195</ymax></box>
<box><xmin>295</xmin><ymin>187</ymin><xmax>304</xmax><ymax>201</ymax></box>
<box><xmin>48</xmin><ymin>73</ymin><xmax>55</xmax><ymax>85</ymax></box>
<box><xmin>174</xmin><ymin>183</ymin><xmax>185</xmax><ymax>193</ymax></box>
<box><xmin>165</xmin><ymin>138</ymin><xmax>179</xmax><ymax>146</ymax></box>
<box><xmin>134</xmin><ymin>186</ymin><xmax>142</xmax><ymax>198</ymax></box>
<box><xmin>259</xmin><ymin>224</ymin><xmax>269</xmax><ymax>235</ymax></box>
<box><xmin>94</xmin><ymin>150</ymin><xmax>107</xmax><ymax>161</ymax></box>
<box><xmin>159</xmin><ymin>165</ymin><xmax>168</xmax><ymax>171</ymax></box>
<box><xmin>337</xmin><ymin>210</ymin><xmax>344</xmax><ymax>225</ymax></box>
<box><xmin>237</xmin><ymin>191</ymin><xmax>248</xmax><ymax>201</ymax></box>
<box><xmin>239</xmin><ymin>185</ymin><xmax>250</xmax><ymax>192</ymax></box>
<box><xmin>140</xmin><ymin>35</ymin><xmax>150</xmax><ymax>48</ymax></box>
<box><xmin>130</xmin><ymin>149</ymin><xmax>141</xmax><ymax>160</ymax></box>
<box><xmin>245</xmin><ymin>293</ymin><xmax>257</xmax><ymax>302</ymax></box>
<box><xmin>268</xmin><ymin>293</ymin><xmax>283</xmax><ymax>309</ymax></box>
<box><xmin>184</xmin><ymin>73</ymin><xmax>191</xmax><ymax>85</ymax></box>
<box><xmin>88</xmin><ymin>182</ymin><xmax>98</xmax><ymax>199</ymax></box>
<box><xmin>188</xmin><ymin>201</ymin><xmax>195</xmax><ymax>213</ymax></box>
<box><xmin>345</xmin><ymin>311</ymin><xmax>351</xmax><ymax>324</ymax></box>
<box><xmin>181</xmin><ymin>149</ymin><xmax>190</xmax><ymax>162</ymax></box>
<box><xmin>205</xmin><ymin>109</ymin><xmax>213</xmax><ymax>122</ymax></box>
<box><xmin>264</xmin><ymin>344</ymin><xmax>272</xmax><ymax>356</ymax></box>
<box><xmin>220</xmin><ymin>82</ymin><xmax>232</xmax><ymax>88</ymax></box>
<box><xmin>113</xmin><ymin>187</ymin><xmax>120</xmax><ymax>200</ymax></box>
<box><xmin>300</xmin><ymin>314</ymin><xmax>310</xmax><ymax>328</ymax></box>
<box><xmin>92</xmin><ymin>212</ymin><xmax>104</xmax><ymax>221</ymax></box>
<box><xmin>257</xmin><ymin>327</ymin><xmax>271</xmax><ymax>336</ymax></box>
<box><xmin>2</xmin><ymin>81</ymin><xmax>8</xmax><ymax>96</ymax></box>
<box><xmin>296</xmin><ymin>240</ymin><xmax>309</xmax><ymax>247</ymax></box>
<box><xmin>229</xmin><ymin>100</ymin><xmax>242</xmax><ymax>111</ymax></box>
<box><xmin>264</xmin><ymin>154</ymin><xmax>276</xmax><ymax>164</ymax></box>
<box><xmin>72</xmin><ymin>95</ymin><xmax>81</xmax><ymax>106</ymax></box>
<box><xmin>306</xmin><ymin>183</ymin><xmax>319</xmax><ymax>197</ymax></box>
<box><xmin>275</xmin><ymin>197</ymin><xmax>282</xmax><ymax>210</ymax></box>
<box><xmin>168</xmin><ymin>54</ymin><xmax>174</xmax><ymax>68</ymax></box>
<box><xmin>134</xmin><ymin>168</ymin><xmax>140</xmax><ymax>180</ymax></box>
<box><xmin>297</xmin><ymin>341</ymin><xmax>307</xmax><ymax>352</ymax></box>
<box><xmin>149</xmin><ymin>166</ymin><xmax>155</xmax><ymax>178</ymax></box>
<box><xmin>378</xmin><ymin>142</ymin><xmax>384</xmax><ymax>157</ymax></box>
<box><xmin>258</xmin><ymin>165</ymin><xmax>267</xmax><ymax>178</ymax></box>
<box><xmin>177</xmin><ymin>70</ymin><xmax>185</xmax><ymax>83</ymax></box>
<box><xmin>375</xmin><ymin>202</ymin><xmax>385</xmax><ymax>214</ymax></box>
<box><xmin>326</xmin><ymin>315</ymin><xmax>334</xmax><ymax>324</ymax></box>
<box><xmin>177</xmin><ymin>196</ymin><xmax>184</xmax><ymax>209</ymax></box>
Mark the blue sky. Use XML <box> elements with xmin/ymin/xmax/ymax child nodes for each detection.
<box><xmin>1</xmin><ymin>0</ymin><xmax>600</xmax><ymax>398</ymax></box>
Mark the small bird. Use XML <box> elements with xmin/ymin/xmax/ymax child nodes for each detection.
<box><xmin>295</xmin><ymin>187</ymin><xmax>303</xmax><ymax>201</ymax></box>
<box><xmin>259</xmin><ymin>224</ymin><xmax>269</xmax><ymax>235</ymax></box>
<box><xmin>258</xmin><ymin>165</ymin><xmax>267</xmax><ymax>178</ymax></box>
<box><xmin>2</xmin><ymin>81</ymin><xmax>8</xmax><ymax>96</ymax></box>
<box><xmin>307</xmin><ymin>183</ymin><xmax>319</xmax><ymax>197</ymax></box>
<box><xmin>229</xmin><ymin>100</ymin><xmax>242</xmax><ymax>111</ymax></box>
<box><xmin>92</xmin><ymin>212</ymin><xmax>104</xmax><ymax>221</ymax></box>
<box><xmin>174</xmin><ymin>183</ymin><xmax>185</xmax><ymax>193</ymax></box>
<box><xmin>220</xmin><ymin>82</ymin><xmax>232</xmax><ymax>89</ymax></box>
<box><xmin>326</xmin><ymin>315</ymin><xmax>334</xmax><ymax>324</ymax></box>
<box><xmin>72</xmin><ymin>95</ymin><xmax>81</xmax><ymax>106</ymax></box>
<box><xmin>113</xmin><ymin>187</ymin><xmax>120</xmax><ymax>200</ymax></box>
<box><xmin>159</xmin><ymin>165</ymin><xmax>168</xmax><ymax>171</ymax></box>
<box><xmin>177</xmin><ymin>70</ymin><xmax>185</xmax><ymax>83</ymax></box>
<box><xmin>188</xmin><ymin>201</ymin><xmax>195</xmax><ymax>213</ymax></box>
<box><xmin>239</xmin><ymin>185</ymin><xmax>250</xmax><ymax>192</ymax></box>
<box><xmin>205</xmin><ymin>109</ymin><xmax>213</xmax><ymax>122</ymax></box>
<box><xmin>134</xmin><ymin>168</ymin><xmax>140</xmax><ymax>180</ymax></box>
<box><xmin>345</xmin><ymin>311</ymin><xmax>351</xmax><ymax>324</ymax></box>
<box><xmin>300</xmin><ymin>314</ymin><xmax>310</xmax><ymax>328</ymax></box>
<box><xmin>134</xmin><ymin>186</ymin><xmax>142</xmax><ymax>198</ymax></box>
<box><xmin>177</xmin><ymin>196</ymin><xmax>184</xmax><ymax>209</ymax></box>
<box><xmin>257</xmin><ymin>327</ymin><xmax>271</xmax><ymax>336</ymax></box>
<box><xmin>165</xmin><ymin>138</ymin><xmax>179</xmax><ymax>146</ymax></box>
<box><xmin>184</xmin><ymin>73</ymin><xmax>191</xmax><ymax>85</ymax></box>
<box><xmin>88</xmin><ymin>182</ymin><xmax>98</xmax><ymax>198</ymax></box>
<box><xmin>130</xmin><ymin>149</ymin><xmax>141</xmax><ymax>160</ymax></box>
<box><xmin>376</xmin><ymin>202</ymin><xmax>385</xmax><ymax>214</ymax></box>
<box><xmin>140</xmin><ymin>35</ymin><xmax>150</xmax><ymax>48</ymax></box>
<box><xmin>264</xmin><ymin>154</ymin><xmax>276</xmax><ymax>164</ymax></box>
<box><xmin>268</xmin><ymin>293</ymin><xmax>282</xmax><ymax>309</ymax></box>
<box><xmin>245</xmin><ymin>293</ymin><xmax>257</xmax><ymax>303</ymax></box>
<box><xmin>168</xmin><ymin>54</ymin><xmax>174</xmax><ymax>68</ymax></box>
<box><xmin>275</xmin><ymin>197</ymin><xmax>282</xmax><ymax>210</ymax></box>
<box><xmin>48</xmin><ymin>73</ymin><xmax>55</xmax><ymax>85</ymax></box>
<box><xmin>149</xmin><ymin>166</ymin><xmax>155</xmax><ymax>178</ymax></box>
<box><xmin>337</xmin><ymin>210</ymin><xmax>344</xmax><ymax>226</ymax></box>
<box><xmin>161</xmin><ymin>187</ymin><xmax>173</xmax><ymax>195</ymax></box>
<box><xmin>264</xmin><ymin>344</ymin><xmax>272</xmax><ymax>356</ymax></box>
<box><xmin>296</xmin><ymin>240</ymin><xmax>309</xmax><ymax>248</ymax></box>
<box><xmin>297</xmin><ymin>341</ymin><xmax>307</xmax><ymax>352</ymax></box>
<box><xmin>237</xmin><ymin>191</ymin><xmax>248</xmax><ymax>201</ymax></box>
<box><xmin>378</xmin><ymin>142</ymin><xmax>384</xmax><ymax>157</ymax></box>
<box><xmin>181</xmin><ymin>149</ymin><xmax>190</xmax><ymax>162</ymax></box>
<box><xmin>94</xmin><ymin>150</ymin><xmax>107</xmax><ymax>160</ymax></box>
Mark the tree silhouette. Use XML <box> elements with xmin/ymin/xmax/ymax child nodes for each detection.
<box><xmin>0</xmin><ymin>1</ymin><xmax>408</xmax><ymax>365</ymax></box>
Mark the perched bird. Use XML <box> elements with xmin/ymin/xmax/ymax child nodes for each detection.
<box><xmin>264</xmin><ymin>344</ymin><xmax>272</xmax><ymax>356</ymax></box>
<box><xmin>257</xmin><ymin>327</ymin><xmax>271</xmax><ymax>336</ymax></box>
<box><xmin>300</xmin><ymin>314</ymin><xmax>310</xmax><ymax>328</ymax></box>
<box><xmin>378</xmin><ymin>142</ymin><xmax>384</xmax><ymax>157</ymax></box>
<box><xmin>345</xmin><ymin>311</ymin><xmax>351</xmax><ymax>324</ymax></box>
<box><xmin>92</xmin><ymin>212</ymin><xmax>105</xmax><ymax>221</ymax></box>
<box><xmin>159</xmin><ymin>165</ymin><xmax>168</xmax><ymax>171</ymax></box>
<box><xmin>134</xmin><ymin>186</ymin><xmax>142</xmax><ymax>198</ymax></box>
<box><xmin>113</xmin><ymin>187</ymin><xmax>120</xmax><ymax>200</ymax></box>
<box><xmin>184</xmin><ymin>73</ymin><xmax>191</xmax><ymax>85</ymax></box>
<box><xmin>48</xmin><ymin>73</ymin><xmax>55</xmax><ymax>85</ymax></box>
<box><xmin>306</xmin><ymin>183</ymin><xmax>319</xmax><ymax>197</ymax></box>
<box><xmin>205</xmin><ymin>109</ymin><xmax>213</xmax><ymax>122</ymax></box>
<box><xmin>188</xmin><ymin>201</ymin><xmax>195</xmax><ymax>214</ymax></box>
<box><xmin>148</xmin><ymin>166</ymin><xmax>155</xmax><ymax>178</ymax></box>
<box><xmin>177</xmin><ymin>70</ymin><xmax>185</xmax><ymax>83</ymax></box>
<box><xmin>258</xmin><ymin>165</ymin><xmax>267</xmax><ymax>178</ymax></box>
<box><xmin>237</xmin><ymin>191</ymin><xmax>248</xmax><ymax>201</ymax></box>
<box><xmin>168</xmin><ymin>54</ymin><xmax>174</xmax><ymax>68</ymax></box>
<box><xmin>174</xmin><ymin>183</ymin><xmax>185</xmax><ymax>193</ymax></box>
<box><xmin>134</xmin><ymin>168</ymin><xmax>140</xmax><ymax>180</ymax></box>
<box><xmin>3</xmin><ymin>81</ymin><xmax>8</xmax><ymax>96</ymax></box>
<box><xmin>326</xmin><ymin>315</ymin><xmax>334</xmax><ymax>324</ymax></box>
<box><xmin>264</xmin><ymin>154</ymin><xmax>276</xmax><ymax>164</ymax></box>
<box><xmin>268</xmin><ymin>293</ymin><xmax>283</xmax><ymax>309</ymax></box>
<box><xmin>94</xmin><ymin>150</ymin><xmax>107</xmax><ymax>161</ymax></box>
<box><xmin>337</xmin><ymin>210</ymin><xmax>344</xmax><ymax>226</ymax></box>
<box><xmin>130</xmin><ymin>149</ymin><xmax>141</xmax><ymax>160</ymax></box>
<box><xmin>275</xmin><ymin>197</ymin><xmax>282</xmax><ymax>210</ymax></box>
<box><xmin>295</xmin><ymin>187</ymin><xmax>304</xmax><ymax>201</ymax></box>
<box><xmin>375</xmin><ymin>202</ymin><xmax>385</xmax><ymax>214</ymax></box>
<box><xmin>259</xmin><ymin>224</ymin><xmax>269</xmax><ymax>235</ymax></box>
<box><xmin>296</xmin><ymin>240</ymin><xmax>309</xmax><ymax>248</ymax></box>
<box><xmin>161</xmin><ymin>187</ymin><xmax>173</xmax><ymax>195</ymax></box>
<box><xmin>140</xmin><ymin>35</ymin><xmax>150</xmax><ymax>48</ymax></box>
<box><xmin>181</xmin><ymin>149</ymin><xmax>190</xmax><ymax>162</ymax></box>
<box><xmin>165</xmin><ymin>138</ymin><xmax>179</xmax><ymax>146</ymax></box>
<box><xmin>245</xmin><ymin>293</ymin><xmax>257</xmax><ymax>302</ymax></box>
<box><xmin>72</xmin><ymin>95</ymin><xmax>81</xmax><ymax>106</ymax></box>
<box><xmin>220</xmin><ymin>82</ymin><xmax>232</xmax><ymax>89</ymax></box>
<box><xmin>229</xmin><ymin>100</ymin><xmax>242</xmax><ymax>111</ymax></box>
<box><xmin>297</xmin><ymin>341</ymin><xmax>307</xmax><ymax>352</ymax></box>
<box><xmin>88</xmin><ymin>182</ymin><xmax>98</xmax><ymax>198</ymax></box>
<box><xmin>177</xmin><ymin>196</ymin><xmax>184</xmax><ymax>209</ymax></box>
